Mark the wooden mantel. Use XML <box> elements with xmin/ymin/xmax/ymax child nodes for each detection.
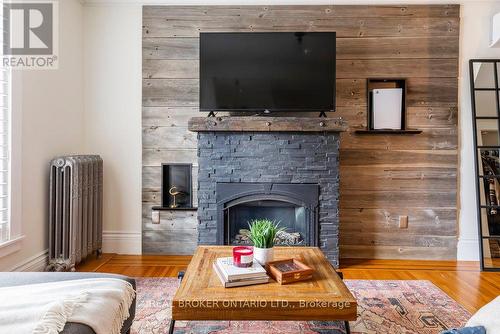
<box><xmin>188</xmin><ymin>116</ymin><xmax>348</xmax><ymax>132</ymax></box>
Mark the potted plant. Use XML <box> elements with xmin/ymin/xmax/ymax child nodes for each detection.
<box><xmin>248</xmin><ymin>219</ymin><xmax>284</xmax><ymax>265</ymax></box>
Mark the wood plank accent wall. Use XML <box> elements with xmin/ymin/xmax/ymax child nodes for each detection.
<box><xmin>142</xmin><ymin>5</ymin><xmax>460</xmax><ymax>259</ymax></box>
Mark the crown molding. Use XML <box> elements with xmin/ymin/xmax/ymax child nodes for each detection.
<box><xmin>81</xmin><ymin>0</ymin><xmax>468</xmax><ymax>5</ymax></box>
<box><xmin>80</xmin><ymin>0</ymin><xmax>500</xmax><ymax>5</ymax></box>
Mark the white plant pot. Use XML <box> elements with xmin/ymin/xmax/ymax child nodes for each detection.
<box><xmin>253</xmin><ymin>247</ymin><xmax>274</xmax><ymax>265</ymax></box>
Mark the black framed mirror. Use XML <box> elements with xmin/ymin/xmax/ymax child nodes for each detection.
<box><xmin>470</xmin><ymin>59</ymin><xmax>500</xmax><ymax>271</ymax></box>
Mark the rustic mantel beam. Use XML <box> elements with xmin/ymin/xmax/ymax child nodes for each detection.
<box><xmin>188</xmin><ymin>116</ymin><xmax>348</xmax><ymax>132</ymax></box>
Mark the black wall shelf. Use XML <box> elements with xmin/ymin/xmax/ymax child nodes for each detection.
<box><xmin>161</xmin><ymin>163</ymin><xmax>193</xmax><ymax>209</ymax></box>
<box><xmin>356</xmin><ymin>78</ymin><xmax>422</xmax><ymax>135</ymax></box>
<box><xmin>152</xmin><ymin>206</ymin><xmax>198</xmax><ymax>211</ymax></box>
<box><xmin>355</xmin><ymin>129</ymin><xmax>422</xmax><ymax>135</ymax></box>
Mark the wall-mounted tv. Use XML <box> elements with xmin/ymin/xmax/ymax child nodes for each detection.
<box><xmin>200</xmin><ymin>32</ymin><xmax>336</xmax><ymax>113</ymax></box>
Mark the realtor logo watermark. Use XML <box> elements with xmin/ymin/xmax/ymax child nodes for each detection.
<box><xmin>3</xmin><ymin>1</ymin><xmax>58</xmax><ymax>69</ymax></box>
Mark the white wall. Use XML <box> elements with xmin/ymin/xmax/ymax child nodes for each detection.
<box><xmin>83</xmin><ymin>5</ymin><xmax>143</xmax><ymax>254</ymax></box>
<box><xmin>0</xmin><ymin>0</ymin><xmax>85</xmax><ymax>271</ymax></box>
<box><xmin>458</xmin><ymin>1</ymin><xmax>500</xmax><ymax>261</ymax></box>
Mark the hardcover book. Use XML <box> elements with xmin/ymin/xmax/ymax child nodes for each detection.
<box><xmin>213</xmin><ymin>263</ymin><xmax>269</xmax><ymax>288</ymax></box>
<box><xmin>215</xmin><ymin>257</ymin><xmax>267</xmax><ymax>281</ymax></box>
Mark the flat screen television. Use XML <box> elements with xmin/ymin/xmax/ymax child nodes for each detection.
<box><xmin>200</xmin><ymin>32</ymin><xmax>336</xmax><ymax>113</ymax></box>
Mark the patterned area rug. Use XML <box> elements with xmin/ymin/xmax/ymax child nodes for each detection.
<box><xmin>131</xmin><ymin>278</ymin><xmax>470</xmax><ymax>334</ymax></box>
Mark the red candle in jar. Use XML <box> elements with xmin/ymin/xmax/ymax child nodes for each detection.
<box><xmin>232</xmin><ymin>246</ymin><xmax>254</xmax><ymax>268</ymax></box>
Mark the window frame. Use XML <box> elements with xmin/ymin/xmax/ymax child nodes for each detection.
<box><xmin>0</xmin><ymin>69</ymin><xmax>24</xmax><ymax>257</ymax></box>
<box><xmin>0</xmin><ymin>3</ymin><xmax>24</xmax><ymax>258</ymax></box>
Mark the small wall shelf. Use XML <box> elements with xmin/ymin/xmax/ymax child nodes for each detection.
<box><xmin>354</xmin><ymin>129</ymin><xmax>422</xmax><ymax>135</ymax></box>
<box><xmin>162</xmin><ymin>163</ymin><xmax>193</xmax><ymax>209</ymax></box>
<box><xmin>357</xmin><ymin>78</ymin><xmax>422</xmax><ymax>135</ymax></box>
<box><xmin>152</xmin><ymin>206</ymin><xmax>198</xmax><ymax>211</ymax></box>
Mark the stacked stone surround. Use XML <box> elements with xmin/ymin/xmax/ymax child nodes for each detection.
<box><xmin>196</xmin><ymin>131</ymin><xmax>341</xmax><ymax>266</ymax></box>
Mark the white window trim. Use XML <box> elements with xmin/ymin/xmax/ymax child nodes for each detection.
<box><xmin>0</xmin><ymin>235</ymin><xmax>25</xmax><ymax>258</ymax></box>
<box><xmin>0</xmin><ymin>71</ymin><xmax>24</xmax><ymax>258</ymax></box>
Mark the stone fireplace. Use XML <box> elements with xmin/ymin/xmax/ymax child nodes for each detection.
<box><xmin>189</xmin><ymin>116</ymin><xmax>346</xmax><ymax>266</ymax></box>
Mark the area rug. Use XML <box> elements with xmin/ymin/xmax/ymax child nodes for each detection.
<box><xmin>130</xmin><ymin>278</ymin><xmax>471</xmax><ymax>334</ymax></box>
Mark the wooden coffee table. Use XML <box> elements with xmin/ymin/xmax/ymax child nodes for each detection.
<box><xmin>170</xmin><ymin>246</ymin><xmax>357</xmax><ymax>333</ymax></box>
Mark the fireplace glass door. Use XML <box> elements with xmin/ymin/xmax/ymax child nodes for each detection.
<box><xmin>225</xmin><ymin>199</ymin><xmax>307</xmax><ymax>246</ymax></box>
<box><xmin>216</xmin><ymin>183</ymin><xmax>319</xmax><ymax>247</ymax></box>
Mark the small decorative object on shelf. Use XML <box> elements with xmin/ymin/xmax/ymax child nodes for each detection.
<box><xmin>266</xmin><ymin>258</ymin><xmax>314</xmax><ymax>285</ymax></box>
<box><xmin>248</xmin><ymin>219</ymin><xmax>285</xmax><ymax>265</ymax></box>
<box><xmin>161</xmin><ymin>164</ymin><xmax>193</xmax><ymax>209</ymax></box>
<box><xmin>168</xmin><ymin>185</ymin><xmax>185</xmax><ymax>209</ymax></box>
<box><xmin>232</xmin><ymin>246</ymin><xmax>254</xmax><ymax>268</ymax></box>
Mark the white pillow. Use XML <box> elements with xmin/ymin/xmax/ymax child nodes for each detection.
<box><xmin>466</xmin><ymin>296</ymin><xmax>500</xmax><ymax>334</ymax></box>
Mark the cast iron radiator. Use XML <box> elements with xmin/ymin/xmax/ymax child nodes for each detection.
<box><xmin>47</xmin><ymin>155</ymin><xmax>103</xmax><ymax>271</ymax></box>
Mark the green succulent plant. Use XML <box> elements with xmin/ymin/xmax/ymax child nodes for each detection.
<box><xmin>247</xmin><ymin>219</ymin><xmax>285</xmax><ymax>249</ymax></box>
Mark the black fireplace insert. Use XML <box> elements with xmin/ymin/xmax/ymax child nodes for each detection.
<box><xmin>216</xmin><ymin>183</ymin><xmax>319</xmax><ymax>246</ymax></box>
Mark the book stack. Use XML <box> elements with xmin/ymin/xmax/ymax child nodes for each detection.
<box><xmin>213</xmin><ymin>257</ymin><xmax>270</xmax><ymax>288</ymax></box>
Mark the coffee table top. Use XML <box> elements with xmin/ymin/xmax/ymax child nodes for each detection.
<box><xmin>172</xmin><ymin>246</ymin><xmax>357</xmax><ymax>321</ymax></box>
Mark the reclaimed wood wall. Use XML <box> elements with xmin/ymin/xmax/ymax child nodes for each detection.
<box><xmin>142</xmin><ymin>5</ymin><xmax>460</xmax><ymax>259</ymax></box>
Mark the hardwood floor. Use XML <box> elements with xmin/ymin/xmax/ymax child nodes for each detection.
<box><xmin>77</xmin><ymin>254</ymin><xmax>192</xmax><ymax>278</ymax></box>
<box><xmin>77</xmin><ymin>254</ymin><xmax>500</xmax><ymax>314</ymax></box>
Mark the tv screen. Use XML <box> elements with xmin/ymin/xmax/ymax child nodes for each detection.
<box><xmin>200</xmin><ymin>32</ymin><xmax>336</xmax><ymax>112</ymax></box>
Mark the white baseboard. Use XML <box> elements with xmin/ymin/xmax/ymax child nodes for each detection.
<box><xmin>9</xmin><ymin>249</ymin><xmax>49</xmax><ymax>272</ymax></box>
<box><xmin>457</xmin><ymin>237</ymin><xmax>480</xmax><ymax>261</ymax></box>
<box><xmin>102</xmin><ymin>231</ymin><xmax>142</xmax><ymax>255</ymax></box>
<box><xmin>5</xmin><ymin>231</ymin><xmax>141</xmax><ymax>271</ymax></box>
